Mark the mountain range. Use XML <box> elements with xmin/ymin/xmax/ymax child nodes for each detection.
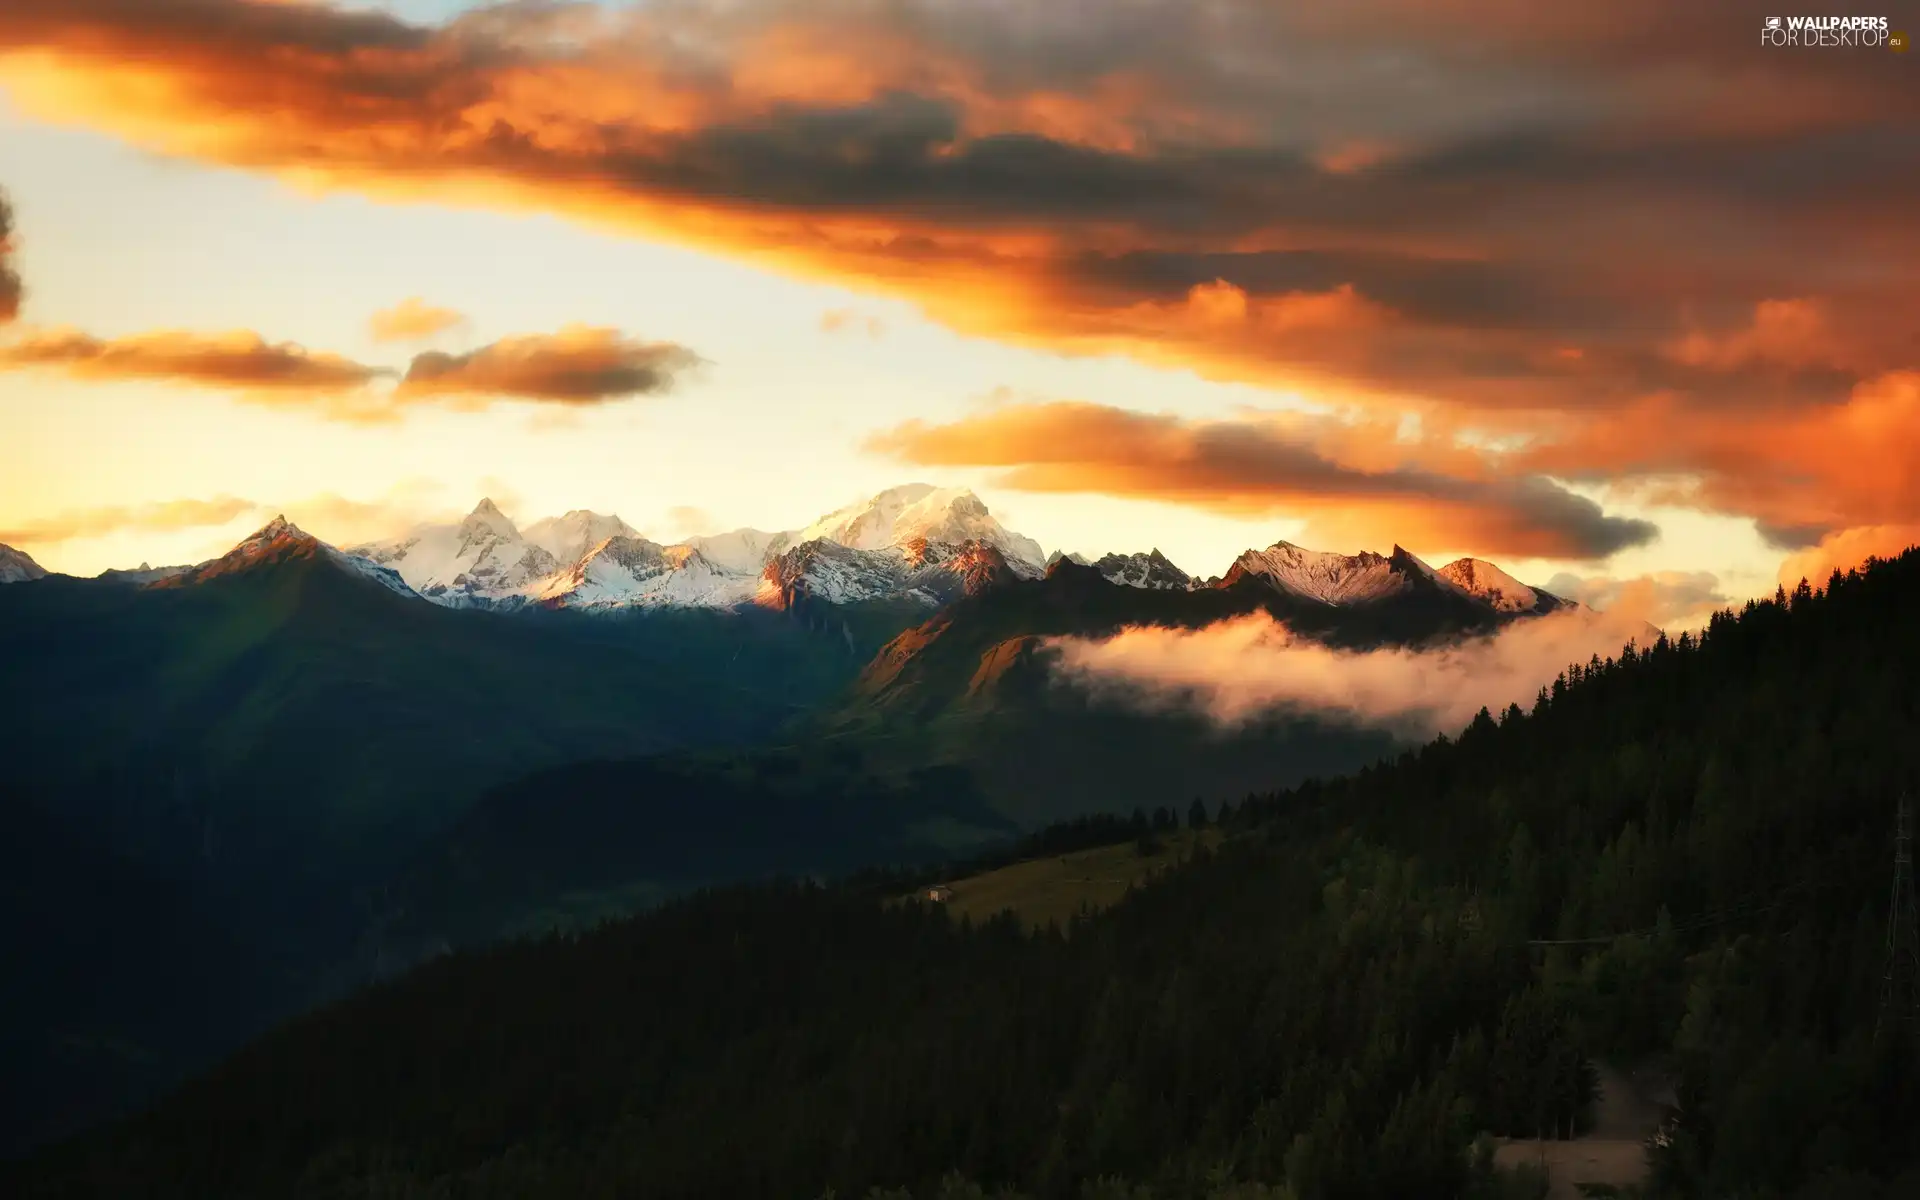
<box><xmin>1</xmin><ymin>481</ymin><xmax>1579</xmax><ymax>628</ymax></box>
<box><xmin>0</xmin><ymin>481</ymin><xmax>1613</xmax><ymax>1155</ymax></box>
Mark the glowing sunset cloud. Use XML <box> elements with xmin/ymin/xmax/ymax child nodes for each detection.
<box><xmin>868</xmin><ymin>401</ymin><xmax>1656</xmax><ymax>559</ymax></box>
<box><xmin>394</xmin><ymin>326</ymin><xmax>702</xmax><ymax>405</ymax></box>
<box><xmin>0</xmin><ymin>322</ymin><xmax>705</xmax><ymax>420</ymax></box>
<box><xmin>370</xmin><ymin>298</ymin><xmax>466</xmax><ymax>343</ymax></box>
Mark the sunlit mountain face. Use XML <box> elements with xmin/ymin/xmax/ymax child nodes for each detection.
<box><xmin>0</xmin><ymin>0</ymin><xmax>1915</xmax><ymax>1191</ymax></box>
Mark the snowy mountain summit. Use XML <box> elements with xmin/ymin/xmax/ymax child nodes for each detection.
<box><xmin>346</xmin><ymin>485</ymin><xmax>1047</xmax><ymax>612</ymax></box>
<box><xmin>1222</xmin><ymin>540</ymin><xmax>1569</xmax><ymax>615</ymax></box>
<box><xmin>0</xmin><ymin>543</ymin><xmax>47</xmax><ymax>584</ymax></box>
<box><xmin>1436</xmin><ymin>558</ymin><xmax>1569</xmax><ymax>614</ymax></box>
<box><xmin>797</xmin><ymin>484</ymin><xmax>1045</xmax><ymax>571</ymax></box>
<box><xmin>155</xmin><ymin>516</ymin><xmax>417</xmax><ymax>597</ymax></box>
<box><xmin>350</xmin><ymin>498</ymin><xmax>559</xmax><ymax>606</ymax></box>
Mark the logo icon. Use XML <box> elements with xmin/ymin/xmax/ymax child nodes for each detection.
<box><xmin>1766</xmin><ymin>16</ymin><xmax>1782</xmax><ymax>29</ymax></box>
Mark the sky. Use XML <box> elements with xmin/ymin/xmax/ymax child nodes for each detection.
<box><xmin>1</xmin><ymin>0</ymin><xmax>1915</xmax><ymax>631</ymax></box>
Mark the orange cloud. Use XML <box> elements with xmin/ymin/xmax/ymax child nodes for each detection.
<box><xmin>1666</xmin><ymin>299</ymin><xmax>1858</xmax><ymax>373</ymax></box>
<box><xmin>1776</xmin><ymin>525</ymin><xmax>1920</xmax><ymax>587</ymax></box>
<box><xmin>1527</xmin><ymin>370</ymin><xmax>1920</xmax><ymax>542</ymax></box>
<box><xmin>0</xmin><ymin>321</ymin><xmax>705</xmax><ymax>418</ymax></box>
<box><xmin>394</xmin><ymin>325</ymin><xmax>701</xmax><ymax>404</ymax></box>
<box><xmin>370</xmin><ymin>297</ymin><xmax>466</xmax><ymax>343</ymax></box>
<box><xmin>868</xmin><ymin>401</ymin><xmax>1655</xmax><ymax>559</ymax></box>
<box><xmin>0</xmin><ymin>495</ymin><xmax>258</xmax><ymax>544</ymax></box>
<box><xmin>0</xmin><ymin>326</ymin><xmax>388</xmax><ymax>392</ymax></box>
<box><xmin>1541</xmin><ymin>570</ymin><xmax>1730</xmax><ymax>632</ymax></box>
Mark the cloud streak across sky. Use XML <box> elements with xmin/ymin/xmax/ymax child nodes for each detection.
<box><xmin>0</xmin><ymin>322</ymin><xmax>704</xmax><ymax>419</ymax></box>
<box><xmin>870</xmin><ymin>401</ymin><xmax>1656</xmax><ymax>559</ymax></box>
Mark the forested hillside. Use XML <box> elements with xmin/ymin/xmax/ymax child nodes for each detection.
<box><xmin>14</xmin><ymin>550</ymin><xmax>1920</xmax><ymax>1199</ymax></box>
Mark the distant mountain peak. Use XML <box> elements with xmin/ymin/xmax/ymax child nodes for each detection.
<box><xmin>523</xmin><ymin>510</ymin><xmax>641</xmax><ymax>566</ymax></box>
<box><xmin>797</xmin><ymin>485</ymin><xmax>1046</xmax><ymax>574</ymax></box>
<box><xmin>1090</xmin><ymin>548</ymin><xmax>1194</xmax><ymax>591</ymax></box>
<box><xmin>1225</xmin><ymin>539</ymin><xmax>1459</xmax><ymax>606</ymax></box>
<box><xmin>1437</xmin><ymin>558</ymin><xmax>1533</xmax><ymax>611</ymax></box>
<box><xmin>0</xmin><ymin>542</ymin><xmax>48</xmax><ymax>584</ymax></box>
<box><xmin>153</xmin><ymin>516</ymin><xmax>416</xmax><ymax>598</ymax></box>
<box><xmin>238</xmin><ymin>515</ymin><xmax>311</xmax><ymax>548</ymax></box>
<box><xmin>459</xmin><ymin>498</ymin><xmax>520</xmax><ymax>543</ymax></box>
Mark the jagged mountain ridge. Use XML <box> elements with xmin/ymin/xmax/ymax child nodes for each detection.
<box><xmin>1221</xmin><ymin>540</ymin><xmax>1574</xmax><ymax>615</ymax></box>
<box><xmin>30</xmin><ymin>484</ymin><xmax>1574</xmax><ymax>625</ymax></box>
<box><xmin>347</xmin><ymin>484</ymin><xmax>1048</xmax><ymax>613</ymax></box>
<box><xmin>1054</xmin><ymin>540</ymin><xmax>1571</xmax><ymax>614</ymax></box>
<box><xmin>342</xmin><ymin>488</ymin><xmax>1575</xmax><ymax>621</ymax></box>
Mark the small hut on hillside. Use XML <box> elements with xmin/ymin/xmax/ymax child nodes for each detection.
<box><xmin>923</xmin><ymin>885</ymin><xmax>954</xmax><ymax>903</ymax></box>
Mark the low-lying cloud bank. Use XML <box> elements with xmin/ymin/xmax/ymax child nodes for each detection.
<box><xmin>1047</xmin><ymin>606</ymin><xmax>1660</xmax><ymax>740</ymax></box>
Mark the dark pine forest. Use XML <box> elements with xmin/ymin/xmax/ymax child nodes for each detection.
<box><xmin>14</xmin><ymin>550</ymin><xmax>1920</xmax><ymax>1199</ymax></box>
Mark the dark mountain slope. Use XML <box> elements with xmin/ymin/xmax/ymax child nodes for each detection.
<box><xmin>0</xmin><ymin>792</ymin><xmax>287</xmax><ymax>1156</ymax></box>
<box><xmin>0</xmin><ymin>547</ymin><xmax>873</xmax><ymax>897</ymax></box>
<box><xmin>19</xmin><ymin>554</ymin><xmax>1915</xmax><ymax>1196</ymax></box>
<box><xmin>378</xmin><ymin>754</ymin><xmax>1016</xmax><ymax>953</ymax></box>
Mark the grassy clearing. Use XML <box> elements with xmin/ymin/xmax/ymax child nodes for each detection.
<box><xmin>905</xmin><ymin>828</ymin><xmax>1225</xmax><ymax>932</ymax></box>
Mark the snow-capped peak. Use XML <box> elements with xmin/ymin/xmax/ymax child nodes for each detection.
<box><xmin>152</xmin><ymin>516</ymin><xmax>417</xmax><ymax>597</ymax></box>
<box><xmin>1091</xmin><ymin>549</ymin><xmax>1194</xmax><ymax>590</ymax></box>
<box><xmin>1225</xmin><ymin>540</ymin><xmax>1466</xmax><ymax>606</ymax></box>
<box><xmin>796</xmin><ymin>484</ymin><xmax>1046</xmax><ymax>573</ymax></box>
<box><xmin>350</xmin><ymin>499</ymin><xmax>555</xmax><ymax>605</ymax></box>
<box><xmin>1228</xmin><ymin>540</ymin><xmax>1397</xmax><ymax>605</ymax></box>
<box><xmin>523</xmin><ymin>509</ymin><xmax>640</xmax><ymax>566</ymax></box>
<box><xmin>1436</xmin><ymin>558</ymin><xmax>1539</xmax><ymax>613</ymax></box>
<box><xmin>223</xmin><ymin>514</ymin><xmax>317</xmax><ymax>559</ymax></box>
<box><xmin>459</xmin><ymin>497</ymin><xmax>520</xmax><ymax>542</ymax></box>
<box><xmin>0</xmin><ymin>542</ymin><xmax>48</xmax><ymax>584</ymax></box>
<box><xmin>682</xmin><ymin>528</ymin><xmax>793</xmax><ymax>576</ymax></box>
